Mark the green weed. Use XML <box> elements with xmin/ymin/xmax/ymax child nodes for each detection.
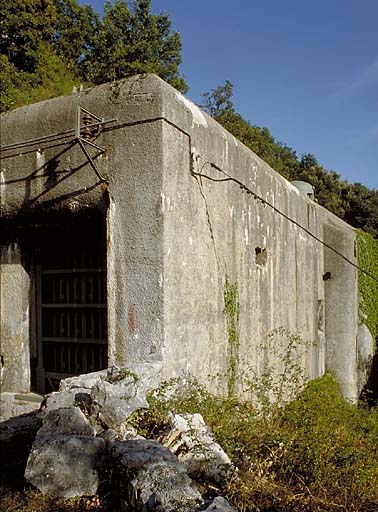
<box><xmin>130</xmin><ymin>370</ymin><xmax>378</xmax><ymax>511</ymax></box>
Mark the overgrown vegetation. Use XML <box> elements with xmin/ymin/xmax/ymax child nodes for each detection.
<box><xmin>240</xmin><ymin>328</ymin><xmax>314</xmax><ymax>410</ymax></box>
<box><xmin>0</xmin><ymin>0</ymin><xmax>187</xmax><ymax>111</ymax></box>
<box><xmin>2</xmin><ymin>373</ymin><xmax>377</xmax><ymax>511</ymax></box>
<box><xmin>2</xmin><ymin>338</ymin><xmax>378</xmax><ymax>512</ymax></box>
<box><xmin>0</xmin><ymin>488</ymin><xmax>105</xmax><ymax>512</ymax></box>
<box><xmin>224</xmin><ymin>277</ymin><xmax>240</xmax><ymax>397</ymax></box>
<box><xmin>357</xmin><ymin>230</ymin><xmax>378</xmax><ymax>341</ymax></box>
<box><xmin>130</xmin><ymin>373</ymin><xmax>378</xmax><ymax>512</ymax></box>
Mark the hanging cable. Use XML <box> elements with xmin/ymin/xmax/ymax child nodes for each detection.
<box><xmin>192</xmin><ymin>162</ymin><xmax>378</xmax><ymax>284</ymax></box>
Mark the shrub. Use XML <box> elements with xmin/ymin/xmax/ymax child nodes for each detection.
<box><xmin>131</xmin><ymin>373</ymin><xmax>378</xmax><ymax>511</ymax></box>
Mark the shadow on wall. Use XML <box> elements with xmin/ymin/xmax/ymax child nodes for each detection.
<box><xmin>2</xmin><ymin>141</ymin><xmax>104</xmax><ymax>213</ymax></box>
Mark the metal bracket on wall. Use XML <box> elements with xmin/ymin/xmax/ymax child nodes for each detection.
<box><xmin>75</xmin><ymin>106</ymin><xmax>117</xmax><ymax>183</ymax></box>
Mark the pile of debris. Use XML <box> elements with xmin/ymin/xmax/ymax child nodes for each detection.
<box><xmin>0</xmin><ymin>365</ymin><xmax>236</xmax><ymax>512</ymax></box>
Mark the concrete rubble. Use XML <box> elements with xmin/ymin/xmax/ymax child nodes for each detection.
<box><xmin>25</xmin><ymin>408</ymin><xmax>105</xmax><ymax>498</ymax></box>
<box><xmin>110</xmin><ymin>439</ymin><xmax>202</xmax><ymax>511</ymax></box>
<box><xmin>162</xmin><ymin>413</ymin><xmax>233</xmax><ymax>484</ymax></box>
<box><xmin>0</xmin><ymin>367</ymin><xmax>237</xmax><ymax>511</ymax></box>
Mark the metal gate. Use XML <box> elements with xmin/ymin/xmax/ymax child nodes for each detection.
<box><xmin>35</xmin><ymin>221</ymin><xmax>107</xmax><ymax>393</ymax></box>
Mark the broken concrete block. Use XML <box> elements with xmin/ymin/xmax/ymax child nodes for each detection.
<box><xmin>44</xmin><ymin>388</ymin><xmax>92</xmax><ymax>412</ymax></box>
<box><xmin>36</xmin><ymin>407</ymin><xmax>96</xmax><ymax>438</ymax></box>
<box><xmin>25</xmin><ymin>435</ymin><xmax>105</xmax><ymax>498</ymax></box>
<box><xmin>0</xmin><ymin>392</ymin><xmax>43</xmax><ymax>422</ymax></box>
<box><xmin>55</xmin><ymin>364</ymin><xmax>162</xmax><ymax>429</ymax></box>
<box><xmin>90</xmin><ymin>365</ymin><xmax>163</xmax><ymax>428</ymax></box>
<box><xmin>162</xmin><ymin>413</ymin><xmax>232</xmax><ymax>484</ymax></box>
<box><xmin>25</xmin><ymin>408</ymin><xmax>105</xmax><ymax>497</ymax></box>
<box><xmin>91</xmin><ymin>375</ymin><xmax>148</xmax><ymax>428</ymax></box>
<box><xmin>58</xmin><ymin>370</ymin><xmax>107</xmax><ymax>392</ymax></box>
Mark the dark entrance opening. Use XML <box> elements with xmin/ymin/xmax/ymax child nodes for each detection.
<box><xmin>32</xmin><ymin>213</ymin><xmax>108</xmax><ymax>393</ymax></box>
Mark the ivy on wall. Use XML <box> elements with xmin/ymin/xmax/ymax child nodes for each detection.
<box><xmin>356</xmin><ymin>230</ymin><xmax>378</xmax><ymax>343</ymax></box>
<box><xmin>224</xmin><ymin>276</ymin><xmax>240</xmax><ymax>397</ymax></box>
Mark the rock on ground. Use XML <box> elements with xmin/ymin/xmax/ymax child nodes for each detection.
<box><xmin>25</xmin><ymin>408</ymin><xmax>105</xmax><ymax>498</ymax></box>
<box><xmin>162</xmin><ymin>413</ymin><xmax>232</xmax><ymax>483</ymax></box>
<box><xmin>5</xmin><ymin>368</ymin><xmax>238</xmax><ymax>510</ymax></box>
<box><xmin>53</xmin><ymin>364</ymin><xmax>162</xmax><ymax>429</ymax></box>
<box><xmin>110</xmin><ymin>439</ymin><xmax>203</xmax><ymax>511</ymax></box>
<box><xmin>0</xmin><ymin>411</ymin><xmax>43</xmax><ymax>483</ymax></box>
<box><xmin>203</xmin><ymin>496</ymin><xmax>238</xmax><ymax>511</ymax></box>
<box><xmin>58</xmin><ymin>369</ymin><xmax>107</xmax><ymax>391</ymax></box>
<box><xmin>36</xmin><ymin>407</ymin><xmax>96</xmax><ymax>438</ymax></box>
<box><xmin>91</xmin><ymin>375</ymin><xmax>148</xmax><ymax>428</ymax></box>
<box><xmin>44</xmin><ymin>388</ymin><xmax>92</xmax><ymax>412</ymax></box>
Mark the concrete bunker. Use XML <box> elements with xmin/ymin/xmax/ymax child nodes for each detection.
<box><xmin>0</xmin><ymin>74</ymin><xmax>373</xmax><ymax>407</ymax></box>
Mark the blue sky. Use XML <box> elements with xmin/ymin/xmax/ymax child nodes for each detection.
<box><xmin>81</xmin><ymin>0</ymin><xmax>378</xmax><ymax>189</ymax></box>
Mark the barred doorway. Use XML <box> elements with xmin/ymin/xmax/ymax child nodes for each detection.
<box><xmin>34</xmin><ymin>216</ymin><xmax>108</xmax><ymax>393</ymax></box>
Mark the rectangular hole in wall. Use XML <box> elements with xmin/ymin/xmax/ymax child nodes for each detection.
<box><xmin>255</xmin><ymin>246</ymin><xmax>267</xmax><ymax>267</ymax></box>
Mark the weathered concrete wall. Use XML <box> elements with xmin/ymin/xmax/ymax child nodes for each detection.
<box><xmin>0</xmin><ymin>74</ymin><xmax>363</xmax><ymax>401</ymax></box>
<box><xmin>1</xmin><ymin>76</ymin><xmax>169</xmax><ymax>386</ymax></box>
<box><xmin>156</xmin><ymin>81</ymin><xmax>360</xmax><ymax>399</ymax></box>
<box><xmin>322</xmin><ymin>222</ymin><xmax>358</xmax><ymax>400</ymax></box>
<box><xmin>160</xmin><ymin>94</ymin><xmax>326</xmax><ymax>394</ymax></box>
<box><xmin>0</xmin><ymin>76</ymin><xmax>167</xmax><ymax>218</ymax></box>
<box><xmin>106</xmin><ymin>120</ymin><xmax>165</xmax><ymax>366</ymax></box>
<box><xmin>0</xmin><ymin>244</ymin><xmax>31</xmax><ymax>392</ymax></box>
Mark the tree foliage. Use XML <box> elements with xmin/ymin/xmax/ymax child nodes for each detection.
<box><xmin>0</xmin><ymin>46</ymin><xmax>77</xmax><ymax>111</ymax></box>
<box><xmin>201</xmin><ymin>80</ymin><xmax>234</xmax><ymax>117</ymax></box>
<box><xmin>82</xmin><ymin>0</ymin><xmax>187</xmax><ymax>92</ymax></box>
<box><xmin>0</xmin><ymin>0</ymin><xmax>187</xmax><ymax>111</ymax></box>
<box><xmin>202</xmin><ymin>82</ymin><xmax>378</xmax><ymax>238</ymax></box>
<box><xmin>201</xmin><ymin>82</ymin><xmax>300</xmax><ymax>180</ymax></box>
<box><xmin>357</xmin><ymin>230</ymin><xmax>378</xmax><ymax>341</ymax></box>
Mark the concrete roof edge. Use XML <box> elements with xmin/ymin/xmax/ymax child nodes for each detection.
<box><xmin>155</xmin><ymin>78</ymin><xmax>357</xmax><ymax>235</ymax></box>
<box><xmin>0</xmin><ymin>74</ymin><xmax>167</xmax><ymax>146</ymax></box>
<box><xmin>316</xmin><ymin>202</ymin><xmax>356</xmax><ymax>235</ymax></box>
<box><xmin>0</xmin><ymin>74</ymin><xmax>358</xmax><ymax>236</ymax></box>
